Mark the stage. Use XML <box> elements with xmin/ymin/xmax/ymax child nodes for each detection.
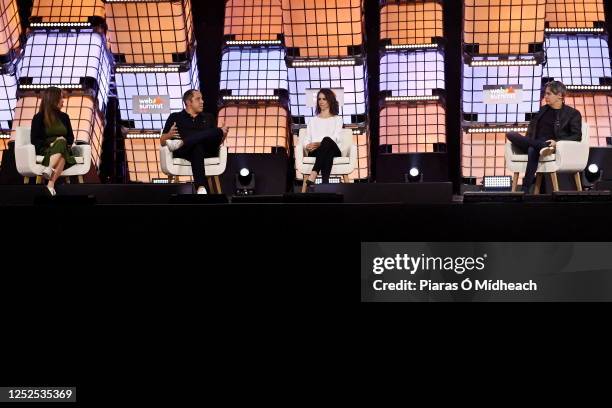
<box><xmin>3</xmin><ymin>182</ymin><xmax>612</xmax><ymax>242</ymax></box>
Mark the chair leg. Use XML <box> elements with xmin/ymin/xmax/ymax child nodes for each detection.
<box><xmin>207</xmin><ymin>177</ymin><xmax>214</xmax><ymax>192</ymax></box>
<box><xmin>35</xmin><ymin>176</ymin><xmax>42</xmax><ymax>185</ymax></box>
<box><xmin>167</xmin><ymin>175</ymin><xmax>174</xmax><ymax>183</ymax></box>
<box><xmin>78</xmin><ymin>175</ymin><xmax>84</xmax><ymax>184</ymax></box>
<box><xmin>574</xmin><ymin>172</ymin><xmax>582</xmax><ymax>191</ymax></box>
<box><xmin>550</xmin><ymin>172</ymin><xmax>559</xmax><ymax>192</ymax></box>
<box><xmin>301</xmin><ymin>177</ymin><xmax>308</xmax><ymax>193</ymax></box>
<box><xmin>23</xmin><ymin>177</ymin><xmax>29</xmax><ymax>185</ymax></box>
<box><xmin>342</xmin><ymin>174</ymin><xmax>350</xmax><ymax>183</ymax></box>
<box><xmin>534</xmin><ymin>173</ymin><xmax>543</xmax><ymax>195</ymax></box>
<box><xmin>512</xmin><ymin>172</ymin><xmax>519</xmax><ymax>192</ymax></box>
<box><xmin>214</xmin><ymin>176</ymin><xmax>222</xmax><ymax>193</ymax></box>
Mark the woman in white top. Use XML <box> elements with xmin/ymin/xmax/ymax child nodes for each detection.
<box><xmin>304</xmin><ymin>88</ymin><xmax>344</xmax><ymax>188</ymax></box>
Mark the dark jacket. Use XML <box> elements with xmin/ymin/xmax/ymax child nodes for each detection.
<box><xmin>526</xmin><ymin>103</ymin><xmax>582</xmax><ymax>142</ymax></box>
<box><xmin>31</xmin><ymin>111</ymin><xmax>75</xmax><ymax>155</ymax></box>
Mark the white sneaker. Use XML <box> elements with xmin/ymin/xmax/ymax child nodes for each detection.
<box><xmin>166</xmin><ymin>139</ymin><xmax>184</xmax><ymax>152</ymax></box>
<box><xmin>42</xmin><ymin>166</ymin><xmax>53</xmax><ymax>180</ymax></box>
<box><xmin>196</xmin><ymin>186</ymin><xmax>207</xmax><ymax>195</ymax></box>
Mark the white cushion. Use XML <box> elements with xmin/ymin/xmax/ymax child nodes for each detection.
<box><xmin>510</xmin><ymin>153</ymin><xmax>556</xmax><ymax>163</ymax></box>
<box><xmin>36</xmin><ymin>155</ymin><xmax>84</xmax><ymax>165</ymax></box>
<box><xmin>173</xmin><ymin>157</ymin><xmax>221</xmax><ymax>166</ymax></box>
<box><xmin>302</xmin><ymin>156</ymin><xmax>350</xmax><ymax>165</ymax></box>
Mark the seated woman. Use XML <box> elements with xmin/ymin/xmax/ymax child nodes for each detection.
<box><xmin>31</xmin><ymin>86</ymin><xmax>77</xmax><ymax>196</ymax></box>
<box><xmin>303</xmin><ymin>88</ymin><xmax>344</xmax><ymax>190</ymax></box>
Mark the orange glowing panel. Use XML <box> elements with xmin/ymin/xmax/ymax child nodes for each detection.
<box><xmin>0</xmin><ymin>0</ymin><xmax>21</xmax><ymax>56</ymax></box>
<box><xmin>11</xmin><ymin>95</ymin><xmax>105</xmax><ymax>170</ymax></box>
<box><xmin>462</xmin><ymin>132</ymin><xmax>511</xmax><ymax>184</ymax></box>
<box><xmin>546</xmin><ymin>0</ymin><xmax>605</xmax><ymax>28</ymax></box>
<box><xmin>351</xmin><ymin>131</ymin><xmax>369</xmax><ymax>180</ymax></box>
<box><xmin>124</xmin><ymin>137</ymin><xmax>191</xmax><ymax>183</ymax></box>
<box><xmin>464</xmin><ymin>0</ymin><xmax>546</xmax><ymax>55</ymax></box>
<box><xmin>0</xmin><ymin>137</ymin><xmax>9</xmax><ymax>166</ymax></box>
<box><xmin>380</xmin><ymin>104</ymin><xmax>446</xmax><ymax>153</ymax></box>
<box><xmin>105</xmin><ymin>0</ymin><xmax>193</xmax><ymax>64</ymax></box>
<box><xmin>217</xmin><ymin>105</ymin><xmax>289</xmax><ymax>154</ymax></box>
<box><xmin>224</xmin><ymin>0</ymin><xmax>283</xmax><ymax>41</ymax></box>
<box><xmin>31</xmin><ymin>0</ymin><xmax>105</xmax><ymax>22</ymax></box>
<box><xmin>565</xmin><ymin>94</ymin><xmax>612</xmax><ymax>147</ymax></box>
<box><xmin>282</xmin><ymin>0</ymin><xmax>363</xmax><ymax>58</ymax></box>
<box><xmin>380</xmin><ymin>0</ymin><xmax>443</xmax><ymax>45</ymax></box>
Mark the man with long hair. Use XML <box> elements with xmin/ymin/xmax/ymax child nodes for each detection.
<box><xmin>506</xmin><ymin>80</ymin><xmax>582</xmax><ymax>193</ymax></box>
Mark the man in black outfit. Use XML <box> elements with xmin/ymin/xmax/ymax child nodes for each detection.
<box><xmin>506</xmin><ymin>80</ymin><xmax>582</xmax><ymax>193</ymax></box>
<box><xmin>161</xmin><ymin>90</ymin><xmax>229</xmax><ymax>194</ymax></box>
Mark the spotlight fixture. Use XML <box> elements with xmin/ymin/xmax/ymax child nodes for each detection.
<box><xmin>585</xmin><ymin>163</ymin><xmax>602</xmax><ymax>183</ymax></box>
<box><xmin>235</xmin><ymin>168</ymin><xmax>255</xmax><ymax>195</ymax></box>
<box><xmin>405</xmin><ymin>167</ymin><xmax>422</xmax><ymax>183</ymax></box>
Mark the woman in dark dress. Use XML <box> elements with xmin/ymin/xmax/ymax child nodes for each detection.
<box><xmin>31</xmin><ymin>87</ymin><xmax>77</xmax><ymax>196</ymax></box>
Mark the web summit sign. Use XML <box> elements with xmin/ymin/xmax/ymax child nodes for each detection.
<box><xmin>483</xmin><ymin>84</ymin><xmax>523</xmax><ymax>104</ymax></box>
<box><xmin>132</xmin><ymin>95</ymin><xmax>171</xmax><ymax>114</ymax></box>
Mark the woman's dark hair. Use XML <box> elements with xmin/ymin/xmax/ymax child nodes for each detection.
<box><xmin>40</xmin><ymin>86</ymin><xmax>63</xmax><ymax>128</ymax></box>
<box><xmin>315</xmin><ymin>88</ymin><xmax>340</xmax><ymax>116</ymax></box>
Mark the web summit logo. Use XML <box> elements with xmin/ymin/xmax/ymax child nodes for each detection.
<box><xmin>133</xmin><ymin>95</ymin><xmax>170</xmax><ymax>114</ymax></box>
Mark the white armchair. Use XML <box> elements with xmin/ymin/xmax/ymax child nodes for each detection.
<box><xmin>14</xmin><ymin>126</ymin><xmax>92</xmax><ymax>184</ymax></box>
<box><xmin>505</xmin><ymin>122</ymin><xmax>590</xmax><ymax>193</ymax></box>
<box><xmin>160</xmin><ymin>143</ymin><xmax>228</xmax><ymax>193</ymax></box>
<box><xmin>295</xmin><ymin>128</ymin><xmax>357</xmax><ymax>192</ymax></box>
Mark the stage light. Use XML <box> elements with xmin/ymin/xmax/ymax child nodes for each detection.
<box><xmin>405</xmin><ymin>167</ymin><xmax>422</xmax><ymax>183</ymax></box>
<box><xmin>545</xmin><ymin>28</ymin><xmax>605</xmax><ymax>34</ymax></box>
<box><xmin>235</xmin><ymin>168</ymin><xmax>255</xmax><ymax>195</ymax></box>
<box><xmin>586</xmin><ymin>163</ymin><xmax>602</xmax><ymax>183</ymax></box>
<box><xmin>483</xmin><ymin>176</ymin><xmax>512</xmax><ymax>191</ymax></box>
<box><xmin>385</xmin><ymin>96</ymin><xmax>440</xmax><ymax>102</ymax></box>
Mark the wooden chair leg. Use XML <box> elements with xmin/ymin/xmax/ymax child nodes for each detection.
<box><xmin>301</xmin><ymin>177</ymin><xmax>308</xmax><ymax>193</ymax></box>
<box><xmin>512</xmin><ymin>172</ymin><xmax>519</xmax><ymax>192</ymax></box>
<box><xmin>214</xmin><ymin>176</ymin><xmax>222</xmax><ymax>193</ymax></box>
<box><xmin>342</xmin><ymin>174</ymin><xmax>350</xmax><ymax>183</ymax></box>
<box><xmin>207</xmin><ymin>177</ymin><xmax>214</xmax><ymax>192</ymax></box>
<box><xmin>534</xmin><ymin>173</ymin><xmax>543</xmax><ymax>194</ymax></box>
<box><xmin>574</xmin><ymin>172</ymin><xmax>582</xmax><ymax>191</ymax></box>
<box><xmin>35</xmin><ymin>176</ymin><xmax>42</xmax><ymax>185</ymax></box>
<box><xmin>550</xmin><ymin>172</ymin><xmax>559</xmax><ymax>192</ymax></box>
<box><xmin>23</xmin><ymin>177</ymin><xmax>29</xmax><ymax>185</ymax></box>
<box><xmin>78</xmin><ymin>175</ymin><xmax>84</xmax><ymax>184</ymax></box>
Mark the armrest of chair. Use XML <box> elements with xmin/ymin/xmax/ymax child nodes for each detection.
<box><xmin>294</xmin><ymin>140</ymin><xmax>305</xmax><ymax>166</ymax></box>
<box><xmin>160</xmin><ymin>145</ymin><xmax>172</xmax><ymax>174</ymax></box>
<box><xmin>71</xmin><ymin>144</ymin><xmax>92</xmax><ymax>172</ymax></box>
<box><xmin>217</xmin><ymin>145</ymin><xmax>228</xmax><ymax>173</ymax></box>
<box><xmin>348</xmin><ymin>144</ymin><xmax>358</xmax><ymax>170</ymax></box>
<box><xmin>555</xmin><ymin>140</ymin><xmax>589</xmax><ymax>172</ymax></box>
<box><xmin>15</xmin><ymin>144</ymin><xmax>38</xmax><ymax>175</ymax></box>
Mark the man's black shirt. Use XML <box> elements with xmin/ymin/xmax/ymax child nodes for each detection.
<box><xmin>162</xmin><ymin>110</ymin><xmax>216</xmax><ymax>140</ymax></box>
<box><xmin>535</xmin><ymin>106</ymin><xmax>560</xmax><ymax>141</ymax></box>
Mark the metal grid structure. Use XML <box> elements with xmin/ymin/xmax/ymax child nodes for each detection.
<box><xmin>224</xmin><ymin>0</ymin><xmax>283</xmax><ymax>42</ymax></box>
<box><xmin>545</xmin><ymin>0</ymin><xmax>605</xmax><ymax>28</ymax></box>
<box><xmin>282</xmin><ymin>0</ymin><xmax>364</xmax><ymax>58</ymax></box>
<box><xmin>18</xmin><ymin>30</ymin><xmax>112</xmax><ymax>113</ymax></box>
<box><xmin>0</xmin><ymin>0</ymin><xmax>20</xmax><ymax>58</ymax></box>
<box><xmin>544</xmin><ymin>35</ymin><xmax>611</xmax><ymax>86</ymax></box>
<box><xmin>379</xmin><ymin>103</ymin><xmax>446</xmax><ymax>153</ymax></box>
<box><xmin>220</xmin><ymin>46</ymin><xmax>287</xmax><ymax>96</ymax></box>
<box><xmin>464</xmin><ymin>0</ymin><xmax>547</xmax><ymax>56</ymax></box>
<box><xmin>115</xmin><ymin>53</ymin><xmax>199</xmax><ymax>131</ymax></box>
<box><xmin>218</xmin><ymin>104</ymin><xmax>290</xmax><ymax>153</ymax></box>
<box><xmin>104</xmin><ymin>0</ymin><xmax>194</xmax><ymax>64</ymax></box>
<box><xmin>380</xmin><ymin>0</ymin><xmax>443</xmax><ymax>46</ymax></box>
<box><xmin>31</xmin><ymin>0</ymin><xmax>106</xmax><ymax>23</ymax></box>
